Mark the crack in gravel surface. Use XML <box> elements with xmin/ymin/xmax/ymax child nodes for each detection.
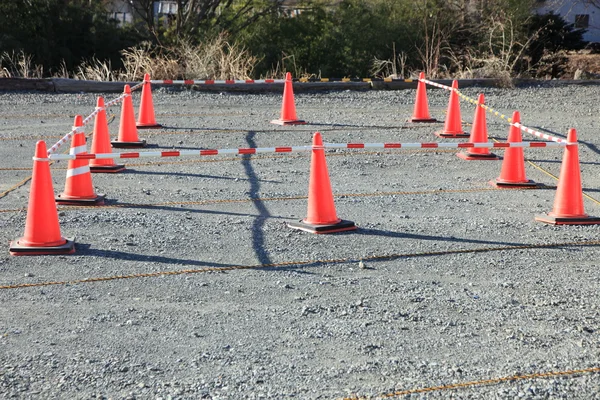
<box><xmin>1</xmin><ymin>87</ymin><xmax>600</xmax><ymax>399</ymax></box>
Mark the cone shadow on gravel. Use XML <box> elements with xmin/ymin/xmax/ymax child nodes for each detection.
<box><xmin>128</xmin><ymin>169</ymin><xmax>282</xmax><ymax>184</ymax></box>
<box><xmin>308</xmin><ymin>122</ymin><xmax>407</xmax><ymax>130</ymax></box>
<box><xmin>532</xmin><ymin>126</ymin><xmax>600</xmax><ymax>157</ymax></box>
<box><xmin>242</xmin><ymin>130</ymin><xmax>273</xmax><ymax>266</ymax></box>
<box><xmin>80</xmin><ymin>245</ymin><xmax>236</xmax><ymax>268</ymax></box>
<box><xmin>355</xmin><ymin>228</ymin><xmax>527</xmax><ymax>247</ymax></box>
<box><xmin>100</xmin><ymin>201</ymin><xmax>289</xmax><ymax>219</ymax></box>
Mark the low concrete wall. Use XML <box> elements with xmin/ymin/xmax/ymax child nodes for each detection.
<box><xmin>1</xmin><ymin>77</ymin><xmax>600</xmax><ymax>93</ymax></box>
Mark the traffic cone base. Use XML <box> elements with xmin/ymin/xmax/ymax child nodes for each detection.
<box><xmin>491</xmin><ymin>178</ymin><xmax>538</xmax><ymax>189</ymax></box>
<box><xmin>111</xmin><ymin>139</ymin><xmax>146</xmax><ymax>148</ymax></box>
<box><xmin>137</xmin><ymin>123</ymin><xmax>162</xmax><ymax>129</ymax></box>
<box><xmin>10</xmin><ymin>238</ymin><xmax>75</xmax><ymax>256</ymax></box>
<box><xmin>270</xmin><ymin>118</ymin><xmax>306</xmax><ymax>126</ymax></box>
<box><xmin>457</xmin><ymin>152</ymin><xmax>499</xmax><ymax>160</ymax></box>
<box><xmin>535</xmin><ymin>214</ymin><xmax>600</xmax><ymax>225</ymax></box>
<box><xmin>288</xmin><ymin>219</ymin><xmax>357</xmax><ymax>234</ymax></box>
<box><xmin>435</xmin><ymin>130</ymin><xmax>469</xmax><ymax>138</ymax></box>
<box><xmin>56</xmin><ymin>193</ymin><xmax>105</xmax><ymax>206</ymax></box>
<box><xmin>90</xmin><ymin>164</ymin><xmax>126</xmax><ymax>173</ymax></box>
<box><xmin>410</xmin><ymin>117</ymin><xmax>437</xmax><ymax>123</ymax></box>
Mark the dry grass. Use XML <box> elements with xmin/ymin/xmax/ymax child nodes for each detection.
<box><xmin>0</xmin><ymin>50</ymin><xmax>44</xmax><ymax>78</ymax></box>
<box><xmin>75</xmin><ymin>57</ymin><xmax>121</xmax><ymax>81</ymax></box>
<box><xmin>116</xmin><ymin>34</ymin><xmax>258</xmax><ymax>81</ymax></box>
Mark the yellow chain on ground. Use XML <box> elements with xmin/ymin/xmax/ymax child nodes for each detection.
<box><xmin>456</xmin><ymin>91</ymin><xmax>513</xmax><ymax>123</ymax></box>
<box><xmin>1</xmin><ymin>239</ymin><xmax>599</xmax><ymax>291</ymax></box>
<box><xmin>491</xmin><ymin>138</ymin><xmax>600</xmax><ymax>206</ymax></box>
<box><xmin>0</xmin><ymin>186</ymin><xmax>512</xmax><ymax>214</ymax></box>
<box><xmin>341</xmin><ymin>366</ymin><xmax>600</xmax><ymax>399</ymax></box>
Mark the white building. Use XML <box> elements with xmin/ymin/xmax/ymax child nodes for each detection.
<box><xmin>536</xmin><ymin>0</ymin><xmax>600</xmax><ymax>42</ymax></box>
<box><xmin>104</xmin><ymin>1</ymin><xmax>178</xmax><ymax>26</ymax></box>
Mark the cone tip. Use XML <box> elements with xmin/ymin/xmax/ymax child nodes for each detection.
<box><xmin>512</xmin><ymin>110</ymin><xmax>520</xmax><ymax>123</ymax></box>
<box><xmin>124</xmin><ymin>84</ymin><xmax>131</xmax><ymax>94</ymax></box>
<box><xmin>567</xmin><ymin>128</ymin><xmax>577</xmax><ymax>142</ymax></box>
<box><xmin>73</xmin><ymin>115</ymin><xmax>83</xmax><ymax>127</ymax></box>
<box><xmin>313</xmin><ymin>132</ymin><xmax>323</xmax><ymax>146</ymax></box>
<box><xmin>419</xmin><ymin>72</ymin><xmax>425</xmax><ymax>79</ymax></box>
<box><xmin>97</xmin><ymin>96</ymin><xmax>105</xmax><ymax>107</ymax></box>
<box><xmin>478</xmin><ymin>93</ymin><xmax>485</xmax><ymax>103</ymax></box>
<box><xmin>286</xmin><ymin>72</ymin><xmax>292</xmax><ymax>81</ymax></box>
<box><xmin>452</xmin><ymin>80</ymin><xmax>458</xmax><ymax>88</ymax></box>
<box><xmin>34</xmin><ymin>140</ymin><xmax>48</xmax><ymax>158</ymax></box>
<box><xmin>144</xmin><ymin>73</ymin><xmax>150</xmax><ymax>80</ymax></box>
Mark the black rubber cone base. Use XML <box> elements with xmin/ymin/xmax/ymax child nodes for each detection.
<box><xmin>270</xmin><ymin>119</ymin><xmax>307</xmax><ymax>125</ymax></box>
<box><xmin>535</xmin><ymin>214</ymin><xmax>600</xmax><ymax>225</ymax></box>
<box><xmin>491</xmin><ymin>179</ymin><xmax>538</xmax><ymax>189</ymax></box>
<box><xmin>56</xmin><ymin>193</ymin><xmax>105</xmax><ymax>206</ymax></box>
<box><xmin>10</xmin><ymin>238</ymin><xmax>75</xmax><ymax>256</ymax></box>
<box><xmin>288</xmin><ymin>219</ymin><xmax>357</xmax><ymax>234</ymax></box>
<box><xmin>90</xmin><ymin>164</ymin><xmax>125</xmax><ymax>173</ymax></box>
<box><xmin>435</xmin><ymin>130</ymin><xmax>470</xmax><ymax>138</ymax></box>
<box><xmin>136</xmin><ymin>123</ymin><xmax>162</xmax><ymax>129</ymax></box>
<box><xmin>111</xmin><ymin>139</ymin><xmax>147</xmax><ymax>148</ymax></box>
<box><xmin>457</xmin><ymin>151</ymin><xmax>499</xmax><ymax>160</ymax></box>
<box><xmin>410</xmin><ymin>118</ymin><xmax>437</xmax><ymax>123</ymax></box>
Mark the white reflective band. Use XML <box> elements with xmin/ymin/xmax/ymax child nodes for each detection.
<box><xmin>66</xmin><ymin>165</ymin><xmax>90</xmax><ymax>178</ymax></box>
<box><xmin>94</xmin><ymin>153</ymin><xmax>114</xmax><ymax>159</ymax></box>
<box><xmin>70</xmin><ymin>145</ymin><xmax>87</xmax><ymax>155</ymax></box>
<box><xmin>32</xmin><ymin>156</ymin><xmax>49</xmax><ymax>161</ymax></box>
<box><xmin>398</xmin><ymin>143</ymin><xmax>421</xmax><ymax>148</ymax></box>
<box><xmin>255</xmin><ymin>147</ymin><xmax>276</xmax><ymax>153</ymax></box>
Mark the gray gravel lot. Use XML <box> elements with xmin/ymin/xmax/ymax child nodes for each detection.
<box><xmin>1</xmin><ymin>83</ymin><xmax>600</xmax><ymax>399</ymax></box>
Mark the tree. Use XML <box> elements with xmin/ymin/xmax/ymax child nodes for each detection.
<box><xmin>0</xmin><ymin>0</ymin><xmax>142</xmax><ymax>76</ymax></box>
<box><xmin>128</xmin><ymin>0</ymin><xmax>283</xmax><ymax>43</ymax></box>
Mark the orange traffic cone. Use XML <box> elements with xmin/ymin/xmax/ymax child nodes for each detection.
<box><xmin>457</xmin><ymin>93</ymin><xmax>499</xmax><ymax>160</ymax></box>
<box><xmin>112</xmin><ymin>84</ymin><xmax>146</xmax><ymax>148</ymax></box>
<box><xmin>410</xmin><ymin>72</ymin><xmax>436</xmax><ymax>123</ymax></box>
<box><xmin>288</xmin><ymin>132</ymin><xmax>356</xmax><ymax>234</ymax></box>
<box><xmin>90</xmin><ymin>96</ymin><xmax>125</xmax><ymax>173</ymax></box>
<box><xmin>137</xmin><ymin>73</ymin><xmax>161</xmax><ymax>129</ymax></box>
<box><xmin>535</xmin><ymin>128</ymin><xmax>600</xmax><ymax>225</ymax></box>
<box><xmin>491</xmin><ymin>111</ymin><xmax>537</xmax><ymax>188</ymax></box>
<box><xmin>10</xmin><ymin>141</ymin><xmax>75</xmax><ymax>255</ymax></box>
<box><xmin>435</xmin><ymin>80</ymin><xmax>468</xmax><ymax>138</ymax></box>
<box><xmin>271</xmin><ymin>72</ymin><xmax>306</xmax><ymax>125</ymax></box>
<box><xmin>56</xmin><ymin>116</ymin><xmax>105</xmax><ymax>205</ymax></box>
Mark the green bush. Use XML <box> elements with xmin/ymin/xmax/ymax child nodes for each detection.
<box><xmin>0</xmin><ymin>0</ymin><xmax>144</xmax><ymax>76</ymax></box>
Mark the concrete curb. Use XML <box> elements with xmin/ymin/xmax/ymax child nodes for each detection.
<box><xmin>2</xmin><ymin>77</ymin><xmax>600</xmax><ymax>93</ymax></box>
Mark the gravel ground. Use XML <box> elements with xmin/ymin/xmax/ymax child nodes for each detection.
<box><xmin>1</xmin><ymin>83</ymin><xmax>600</xmax><ymax>399</ymax></box>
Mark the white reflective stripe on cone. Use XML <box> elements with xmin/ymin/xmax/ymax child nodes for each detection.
<box><xmin>66</xmin><ymin>165</ymin><xmax>91</xmax><ymax>178</ymax></box>
<box><xmin>70</xmin><ymin>145</ymin><xmax>87</xmax><ymax>155</ymax></box>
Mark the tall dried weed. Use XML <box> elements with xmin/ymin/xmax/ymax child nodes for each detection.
<box><xmin>0</xmin><ymin>50</ymin><xmax>44</xmax><ymax>78</ymax></box>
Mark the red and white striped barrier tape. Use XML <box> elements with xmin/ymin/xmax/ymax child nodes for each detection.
<box><xmin>46</xmin><ymin>141</ymin><xmax>564</xmax><ymax>161</ymax></box>
<box><xmin>47</xmin><ymin>91</ymin><xmax>134</xmax><ymax>156</ymax></box>
<box><xmin>324</xmin><ymin>141</ymin><xmax>565</xmax><ymax>149</ymax></box>
<box><xmin>149</xmin><ymin>79</ymin><xmax>285</xmax><ymax>85</ymax></box>
<box><xmin>418</xmin><ymin>78</ymin><xmax>568</xmax><ymax>145</ymax></box>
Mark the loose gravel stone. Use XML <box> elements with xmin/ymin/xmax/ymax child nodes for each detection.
<box><xmin>0</xmin><ymin>85</ymin><xmax>600</xmax><ymax>399</ymax></box>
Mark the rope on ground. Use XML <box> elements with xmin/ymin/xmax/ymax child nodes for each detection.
<box><xmin>341</xmin><ymin>366</ymin><xmax>600</xmax><ymax>399</ymax></box>
<box><xmin>0</xmin><ymin>186</ymin><xmax>519</xmax><ymax>214</ymax></box>
<box><xmin>1</xmin><ymin>239</ymin><xmax>598</xmax><ymax>290</ymax></box>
